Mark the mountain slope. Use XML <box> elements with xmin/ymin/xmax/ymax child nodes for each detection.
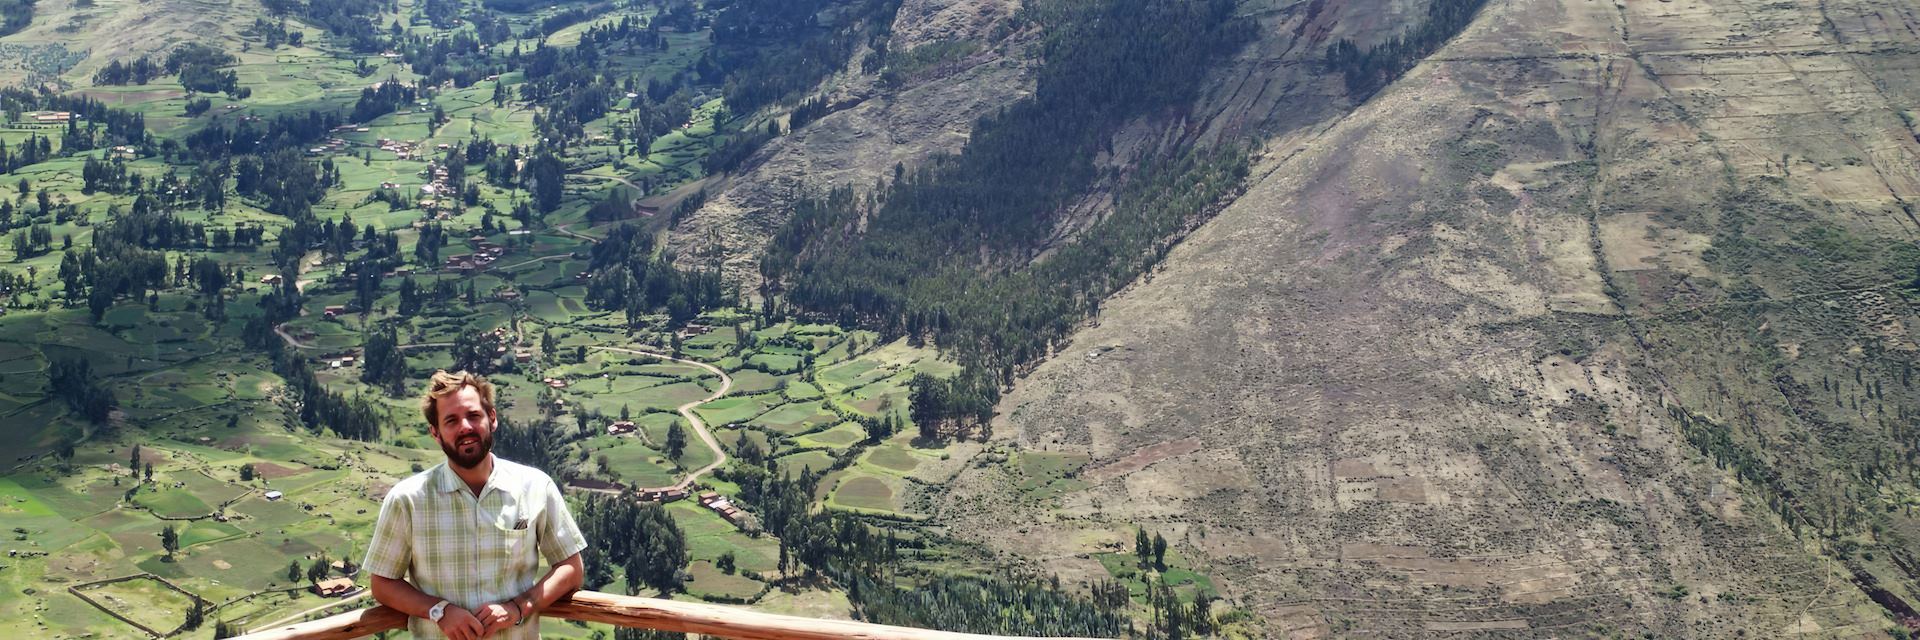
<box><xmin>942</xmin><ymin>0</ymin><xmax>1920</xmax><ymax>636</ymax></box>
<box><xmin>666</xmin><ymin>0</ymin><xmax>1033</xmax><ymax>283</ymax></box>
<box><xmin>0</xmin><ymin>0</ymin><xmax>264</xmax><ymax>86</ymax></box>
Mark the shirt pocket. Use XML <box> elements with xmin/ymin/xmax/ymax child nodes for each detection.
<box><xmin>501</xmin><ymin>526</ymin><xmax>532</xmax><ymax>570</ymax></box>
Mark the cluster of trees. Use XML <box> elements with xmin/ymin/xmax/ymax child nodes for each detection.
<box><xmin>493</xmin><ymin>416</ymin><xmax>573</xmax><ymax>479</ymax></box>
<box><xmin>241</xmin><ymin>334</ymin><xmax>385</xmax><ymax>441</ymax></box>
<box><xmin>234</xmin><ymin>148</ymin><xmax>338</xmax><ymax>217</ymax></box>
<box><xmin>581</xmin><ymin>224</ymin><xmax>729</xmax><ymax>328</ymax></box>
<box><xmin>0</xmin><ymin>87</ymin><xmax>148</xmax><ymax>148</ymax></box>
<box><xmin>850</xmin><ymin>572</ymin><xmax>1130</xmax><ymax>637</ymax></box>
<box><xmin>183</xmin><ymin>106</ymin><xmax>341</xmax><ymax>158</ymax></box>
<box><xmin>59</xmin><ymin>213</ymin><xmax>172</xmax><ymax>321</ymax></box>
<box><xmin>0</xmin><ymin>135</ymin><xmax>54</xmax><ymax>174</ymax></box>
<box><xmin>350</xmin><ymin>81</ymin><xmax>418</xmax><ymax>123</ymax></box>
<box><xmin>707</xmin><ymin>0</ymin><xmax>897</xmax><ymax>115</ymax></box>
<box><xmin>247</xmin><ymin>17</ymin><xmax>305</xmax><ymax>48</ymax></box>
<box><xmin>574</xmin><ymin>493</ymin><xmax>689</xmax><ymax>594</ymax></box>
<box><xmin>9</xmin><ymin>223</ymin><xmax>51</xmax><ymax>259</ymax></box>
<box><xmin>906</xmin><ymin>372</ymin><xmax>995</xmax><ymax>440</ymax></box>
<box><xmin>48</xmin><ymin>357</ymin><xmax>115</xmax><ymax>424</ymax></box>
<box><xmin>360</xmin><ymin>326</ymin><xmax>408</xmax><ymax>395</ymax></box>
<box><xmin>80</xmin><ymin>156</ymin><xmax>131</xmax><ymax>194</ymax></box>
<box><xmin>166</xmin><ymin>44</ymin><xmax>245</xmax><ymax>97</ymax></box>
<box><xmin>1323</xmin><ymin>0</ymin><xmax>1490</xmax><ymax>97</ymax></box>
<box><xmin>451</xmin><ymin>326</ymin><xmax>509</xmax><ymax>375</ymax></box>
<box><xmin>0</xmin><ymin>0</ymin><xmax>30</xmax><ymax>38</ymax></box>
<box><xmin>91</xmin><ymin>56</ymin><xmax>164</xmax><ymax>86</ymax></box>
<box><xmin>532</xmin><ymin>2</ymin><xmax>611</xmax><ymax>37</ymax></box>
<box><xmin>260</xmin><ymin>0</ymin><xmax>387</xmax><ymax>52</ymax></box>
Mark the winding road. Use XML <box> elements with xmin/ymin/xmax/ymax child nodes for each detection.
<box><xmin>271</xmin><ymin>323</ymin><xmax>733</xmax><ymax>494</ymax></box>
<box><xmin>589</xmin><ymin>346</ymin><xmax>732</xmax><ymax>492</ymax></box>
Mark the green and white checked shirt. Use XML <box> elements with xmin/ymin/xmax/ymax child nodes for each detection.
<box><xmin>365</xmin><ymin>457</ymin><xmax>587</xmax><ymax>639</ymax></box>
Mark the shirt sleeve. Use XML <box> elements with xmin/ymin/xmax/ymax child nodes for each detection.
<box><xmin>363</xmin><ymin>489</ymin><xmax>413</xmax><ymax>580</ymax></box>
<box><xmin>536</xmin><ymin>477</ymin><xmax>587</xmax><ymax>564</ymax></box>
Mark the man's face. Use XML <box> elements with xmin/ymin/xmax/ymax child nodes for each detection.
<box><xmin>432</xmin><ymin>386</ymin><xmax>494</xmax><ymax>469</ymax></box>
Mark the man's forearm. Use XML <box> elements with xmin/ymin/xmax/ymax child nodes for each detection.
<box><xmin>515</xmin><ymin>553</ymin><xmax>584</xmax><ymax>617</ymax></box>
<box><xmin>370</xmin><ymin>574</ymin><xmax>447</xmax><ymax>619</ymax></box>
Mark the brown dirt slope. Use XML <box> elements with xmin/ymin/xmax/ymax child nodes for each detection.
<box><xmin>942</xmin><ymin>0</ymin><xmax>1920</xmax><ymax>636</ymax></box>
<box><xmin>0</xmin><ymin>0</ymin><xmax>263</xmax><ymax>86</ymax></box>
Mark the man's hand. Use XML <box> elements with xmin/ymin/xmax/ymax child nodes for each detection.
<box><xmin>436</xmin><ymin>605</ymin><xmax>486</xmax><ymax>640</ymax></box>
<box><xmin>476</xmin><ymin>602</ymin><xmax>518</xmax><ymax>637</ymax></box>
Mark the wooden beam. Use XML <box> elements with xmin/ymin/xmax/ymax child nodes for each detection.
<box><xmin>234</xmin><ymin>604</ymin><xmax>406</xmax><ymax>640</ymax></box>
<box><xmin>545</xmin><ymin>590</ymin><xmax>1107</xmax><ymax>640</ymax></box>
<box><xmin>228</xmin><ymin>590</ymin><xmax>1110</xmax><ymax>640</ymax></box>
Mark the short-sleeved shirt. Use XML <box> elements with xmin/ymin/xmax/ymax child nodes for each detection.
<box><xmin>364</xmin><ymin>456</ymin><xmax>587</xmax><ymax>639</ymax></box>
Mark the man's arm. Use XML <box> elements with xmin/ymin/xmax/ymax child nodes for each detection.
<box><xmin>513</xmin><ymin>552</ymin><xmax>584</xmax><ymax>619</ymax></box>
<box><xmin>501</xmin><ymin>477</ymin><xmax>590</xmax><ymax>628</ymax></box>
<box><xmin>371</xmin><ymin>575</ymin><xmax>486</xmax><ymax>640</ymax></box>
<box><xmin>363</xmin><ymin>486</ymin><xmax>486</xmax><ymax>640</ymax></box>
<box><xmin>488</xmin><ymin>551</ymin><xmax>583</xmax><ymax>634</ymax></box>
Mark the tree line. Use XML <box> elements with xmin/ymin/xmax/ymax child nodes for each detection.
<box><xmin>1323</xmin><ymin>0</ymin><xmax>1490</xmax><ymax>98</ymax></box>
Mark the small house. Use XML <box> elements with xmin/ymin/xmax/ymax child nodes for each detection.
<box><xmin>315</xmin><ymin>577</ymin><xmax>355</xmax><ymax>597</ymax></box>
<box><xmin>264</xmin><ymin>490</ymin><xmax>284</xmax><ymax>501</ymax></box>
<box><xmin>607</xmin><ymin>421</ymin><xmax>637</xmax><ymax>436</ymax></box>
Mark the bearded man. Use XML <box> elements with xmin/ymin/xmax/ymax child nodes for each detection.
<box><xmin>364</xmin><ymin>370</ymin><xmax>586</xmax><ymax>639</ymax></box>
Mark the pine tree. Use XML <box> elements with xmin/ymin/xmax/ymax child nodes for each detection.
<box><xmin>183</xmin><ymin>597</ymin><xmax>204</xmax><ymax>630</ymax></box>
<box><xmin>666</xmin><ymin>420</ymin><xmax>687</xmax><ymax>461</ymax></box>
<box><xmin>1152</xmin><ymin>532</ymin><xmax>1168</xmax><ymax>571</ymax></box>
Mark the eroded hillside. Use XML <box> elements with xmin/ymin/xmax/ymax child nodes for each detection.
<box><xmin>0</xmin><ymin>0</ymin><xmax>263</xmax><ymax>86</ymax></box>
<box><xmin>667</xmin><ymin>0</ymin><xmax>1033</xmax><ymax>284</ymax></box>
<box><xmin>943</xmin><ymin>0</ymin><xmax>1920</xmax><ymax>636</ymax></box>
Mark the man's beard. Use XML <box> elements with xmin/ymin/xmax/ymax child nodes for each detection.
<box><xmin>439</xmin><ymin>428</ymin><xmax>493</xmax><ymax>469</ymax></box>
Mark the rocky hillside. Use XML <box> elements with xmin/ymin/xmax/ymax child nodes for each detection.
<box><xmin>0</xmin><ymin>0</ymin><xmax>263</xmax><ymax>86</ymax></box>
<box><xmin>666</xmin><ymin>0</ymin><xmax>1033</xmax><ymax>284</ymax></box>
<box><xmin>940</xmin><ymin>0</ymin><xmax>1920</xmax><ymax>636</ymax></box>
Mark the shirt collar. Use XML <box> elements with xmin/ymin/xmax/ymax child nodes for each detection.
<box><xmin>433</xmin><ymin>457</ymin><xmax>503</xmax><ymax>495</ymax></box>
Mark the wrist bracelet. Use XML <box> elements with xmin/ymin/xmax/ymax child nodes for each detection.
<box><xmin>510</xmin><ymin>599</ymin><xmax>524</xmax><ymax>625</ymax></box>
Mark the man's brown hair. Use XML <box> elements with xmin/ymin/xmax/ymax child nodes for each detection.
<box><xmin>421</xmin><ymin>370</ymin><xmax>496</xmax><ymax>430</ymax></box>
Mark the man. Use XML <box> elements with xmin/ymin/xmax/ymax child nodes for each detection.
<box><xmin>365</xmin><ymin>370</ymin><xmax>586</xmax><ymax>639</ymax></box>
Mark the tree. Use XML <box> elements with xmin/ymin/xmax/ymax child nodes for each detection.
<box><xmin>1151</xmin><ymin>532</ymin><xmax>1167</xmax><ymax>571</ymax></box>
<box><xmin>308</xmin><ymin>554</ymin><xmax>331</xmax><ymax>583</ymax></box>
<box><xmin>129</xmin><ymin>444</ymin><xmax>141</xmax><ymax>471</ymax></box>
<box><xmin>286</xmin><ymin>560</ymin><xmax>301</xmax><ymax>584</ymax></box>
<box><xmin>717</xmin><ymin>551</ymin><xmax>736</xmax><ymax>575</ymax></box>
<box><xmin>183</xmin><ymin>597</ymin><xmax>205</xmax><ymax>630</ymax></box>
<box><xmin>160</xmin><ymin>525</ymin><xmax>179</xmax><ymax>560</ymax></box>
<box><xmin>665</xmin><ymin>420</ymin><xmax>687</xmax><ymax>461</ymax></box>
<box><xmin>239</xmin><ymin>463</ymin><xmax>256</xmax><ymax>481</ymax></box>
<box><xmin>1134</xmin><ymin>528</ymin><xmax>1151</xmax><ymax>569</ymax></box>
<box><xmin>143</xmin><ymin>461</ymin><xmax>153</xmax><ymax>482</ymax></box>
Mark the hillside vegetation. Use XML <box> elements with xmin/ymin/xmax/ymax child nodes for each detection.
<box><xmin>940</xmin><ymin>0</ymin><xmax>1920</xmax><ymax>637</ymax></box>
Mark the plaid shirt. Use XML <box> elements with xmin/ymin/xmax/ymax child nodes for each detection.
<box><xmin>365</xmin><ymin>457</ymin><xmax>587</xmax><ymax>639</ymax></box>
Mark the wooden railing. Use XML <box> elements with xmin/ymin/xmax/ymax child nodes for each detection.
<box><xmin>232</xmin><ymin>590</ymin><xmax>1105</xmax><ymax>640</ymax></box>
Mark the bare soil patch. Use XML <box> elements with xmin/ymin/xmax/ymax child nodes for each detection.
<box><xmin>1082</xmin><ymin>437</ymin><xmax>1200</xmax><ymax>483</ymax></box>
